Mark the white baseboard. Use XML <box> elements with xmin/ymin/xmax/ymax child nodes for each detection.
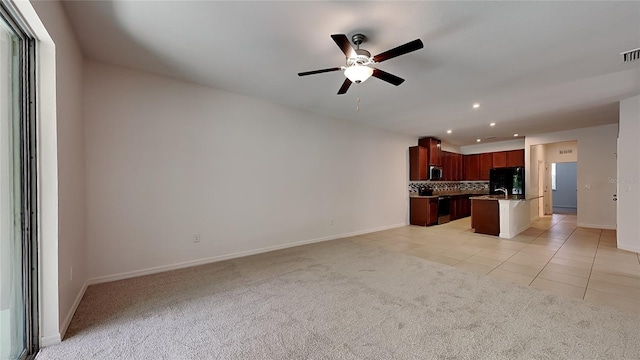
<box><xmin>41</xmin><ymin>333</ymin><xmax>61</xmax><ymax>347</ymax></box>
<box><xmin>577</xmin><ymin>222</ymin><xmax>617</xmax><ymax>230</ymax></box>
<box><xmin>59</xmin><ymin>281</ymin><xmax>89</xmax><ymax>340</ymax></box>
<box><xmin>88</xmin><ymin>223</ymin><xmax>406</xmax><ymax>285</ymax></box>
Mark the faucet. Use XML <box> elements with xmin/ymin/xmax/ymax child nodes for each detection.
<box><xmin>495</xmin><ymin>188</ymin><xmax>509</xmax><ymax>199</ymax></box>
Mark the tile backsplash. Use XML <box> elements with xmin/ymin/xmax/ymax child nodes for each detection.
<box><xmin>409</xmin><ymin>181</ymin><xmax>489</xmax><ymax>193</ymax></box>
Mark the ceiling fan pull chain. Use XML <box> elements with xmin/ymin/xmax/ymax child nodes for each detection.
<box><xmin>356</xmin><ymin>85</ymin><xmax>361</xmax><ymax>111</ymax></box>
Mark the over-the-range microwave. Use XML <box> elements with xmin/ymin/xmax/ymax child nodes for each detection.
<box><xmin>429</xmin><ymin>166</ymin><xmax>443</xmax><ymax>180</ymax></box>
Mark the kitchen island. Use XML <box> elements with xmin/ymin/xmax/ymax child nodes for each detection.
<box><xmin>470</xmin><ymin>195</ymin><xmax>530</xmax><ymax>239</ymax></box>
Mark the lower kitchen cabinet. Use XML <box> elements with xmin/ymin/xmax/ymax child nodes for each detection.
<box><xmin>450</xmin><ymin>195</ymin><xmax>471</xmax><ymax>220</ymax></box>
<box><xmin>410</xmin><ymin>197</ymin><xmax>438</xmax><ymax>226</ymax></box>
<box><xmin>471</xmin><ymin>199</ymin><xmax>500</xmax><ymax>236</ymax></box>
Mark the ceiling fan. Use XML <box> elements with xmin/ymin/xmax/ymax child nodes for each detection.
<box><xmin>298</xmin><ymin>34</ymin><xmax>424</xmax><ymax>95</ymax></box>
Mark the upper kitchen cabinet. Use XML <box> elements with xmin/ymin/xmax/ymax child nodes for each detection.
<box><xmin>442</xmin><ymin>151</ymin><xmax>452</xmax><ymax>180</ymax></box>
<box><xmin>453</xmin><ymin>153</ymin><xmax>463</xmax><ymax>180</ymax></box>
<box><xmin>507</xmin><ymin>149</ymin><xmax>525</xmax><ymax>167</ymax></box>
<box><xmin>443</xmin><ymin>151</ymin><xmax>464</xmax><ymax>181</ymax></box>
<box><xmin>409</xmin><ymin>146</ymin><xmax>428</xmax><ymax>181</ymax></box>
<box><xmin>479</xmin><ymin>153</ymin><xmax>493</xmax><ymax>180</ymax></box>
<box><xmin>418</xmin><ymin>137</ymin><xmax>442</xmax><ymax>166</ymax></box>
<box><xmin>464</xmin><ymin>154</ymin><xmax>480</xmax><ymax>180</ymax></box>
<box><xmin>492</xmin><ymin>151</ymin><xmax>507</xmax><ymax>168</ymax></box>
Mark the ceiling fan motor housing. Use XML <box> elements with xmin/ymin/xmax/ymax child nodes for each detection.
<box><xmin>346</xmin><ymin>34</ymin><xmax>374</xmax><ymax>67</ymax></box>
<box><xmin>347</xmin><ymin>49</ymin><xmax>373</xmax><ymax>67</ymax></box>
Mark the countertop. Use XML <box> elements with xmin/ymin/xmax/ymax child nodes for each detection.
<box><xmin>470</xmin><ymin>194</ymin><xmax>526</xmax><ymax>201</ymax></box>
<box><xmin>410</xmin><ymin>191</ymin><xmax>489</xmax><ymax>199</ymax></box>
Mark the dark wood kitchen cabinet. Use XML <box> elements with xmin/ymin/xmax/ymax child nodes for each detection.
<box><xmin>464</xmin><ymin>154</ymin><xmax>480</xmax><ymax>180</ymax></box>
<box><xmin>492</xmin><ymin>149</ymin><xmax>525</xmax><ymax>168</ymax></box>
<box><xmin>472</xmin><ymin>199</ymin><xmax>500</xmax><ymax>236</ymax></box>
<box><xmin>479</xmin><ymin>153</ymin><xmax>493</xmax><ymax>180</ymax></box>
<box><xmin>410</xmin><ymin>197</ymin><xmax>438</xmax><ymax>226</ymax></box>
<box><xmin>450</xmin><ymin>195</ymin><xmax>471</xmax><ymax>220</ymax></box>
<box><xmin>409</xmin><ymin>146</ymin><xmax>428</xmax><ymax>181</ymax></box>
<box><xmin>492</xmin><ymin>151</ymin><xmax>507</xmax><ymax>168</ymax></box>
<box><xmin>442</xmin><ymin>151</ymin><xmax>452</xmax><ymax>180</ymax></box>
<box><xmin>507</xmin><ymin>149</ymin><xmax>525</xmax><ymax>167</ymax></box>
<box><xmin>445</xmin><ymin>152</ymin><xmax>461</xmax><ymax>181</ymax></box>
<box><xmin>418</xmin><ymin>137</ymin><xmax>442</xmax><ymax>166</ymax></box>
<box><xmin>454</xmin><ymin>153</ymin><xmax>463</xmax><ymax>180</ymax></box>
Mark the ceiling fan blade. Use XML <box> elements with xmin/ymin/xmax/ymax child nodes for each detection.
<box><xmin>372</xmin><ymin>39</ymin><xmax>424</xmax><ymax>63</ymax></box>
<box><xmin>337</xmin><ymin>78</ymin><xmax>352</xmax><ymax>95</ymax></box>
<box><xmin>372</xmin><ymin>68</ymin><xmax>405</xmax><ymax>86</ymax></box>
<box><xmin>331</xmin><ymin>34</ymin><xmax>356</xmax><ymax>58</ymax></box>
<box><xmin>298</xmin><ymin>67</ymin><xmax>342</xmax><ymax>76</ymax></box>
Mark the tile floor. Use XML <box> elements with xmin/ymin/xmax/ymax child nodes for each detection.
<box><xmin>348</xmin><ymin>214</ymin><xmax>640</xmax><ymax>315</ymax></box>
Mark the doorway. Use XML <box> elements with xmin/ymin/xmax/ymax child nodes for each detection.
<box><xmin>552</xmin><ymin>162</ymin><xmax>577</xmax><ymax>214</ymax></box>
<box><xmin>529</xmin><ymin>141</ymin><xmax>578</xmax><ymax>217</ymax></box>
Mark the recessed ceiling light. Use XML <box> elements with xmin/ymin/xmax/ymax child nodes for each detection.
<box><xmin>473</xmin><ymin>103</ymin><xmax>480</xmax><ymax>109</ymax></box>
<box><xmin>490</xmin><ymin>122</ymin><xmax>496</xmax><ymax>127</ymax></box>
<box><xmin>446</xmin><ymin>130</ymin><xmax>452</xmax><ymax>134</ymax></box>
<box><xmin>476</xmin><ymin>139</ymin><xmax>481</xmax><ymax>142</ymax></box>
<box><xmin>514</xmin><ymin>133</ymin><xmax>519</xmax><ymax>137</ymax></box>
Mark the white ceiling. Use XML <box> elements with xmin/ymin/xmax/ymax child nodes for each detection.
<box><xmin>61</xmin><ymin>1</ymin><xmax>640</xmax><ymax>146</ymax></box>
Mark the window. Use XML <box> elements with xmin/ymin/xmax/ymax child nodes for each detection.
<box><xmin>551</xmin><ymin>162</ymin><xmax>557</xmax><ymax>191</ymax></box>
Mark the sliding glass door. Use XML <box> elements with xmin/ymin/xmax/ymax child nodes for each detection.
<box><xmin>0</xmin><ymin>4</ymin><xmax>36</xmax><ymax>360</ymax></box>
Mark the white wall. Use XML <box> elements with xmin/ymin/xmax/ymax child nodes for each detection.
<box><xmin>22</xmin><ymin>0</ymin><xmax>86</xmax><ymax>343</ymax></box>
<box><xmin>617</xmin><ymin>95</ymin><xmax>640</xmax><ymax>253</ymax></box>
<box><xmin>460</xmin><ymin>139</ymin><xmax>525</xmax><ymax>155</ymax></box>
<box><xmin>545</xmin><ymin>141</ymin><xmax>578</xmax><ymax>163</ymax></box>
<box><xmin>84</xmin><ymin>61</ymin><xmax>415</xmax><ymax>281</ymax></box>
<box><xmin>440</xmin><ymin>141</ymin><xmax>460</xmax><ymax>153</ymax></box>
<box><xmin>525</xmin><ymin>124</ymin><xmax>618</xmax><ymax>229</ymax></box>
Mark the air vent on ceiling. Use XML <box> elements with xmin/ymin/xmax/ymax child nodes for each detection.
<box><xmin>621</xmin><ymin>48</ymin><xmax>640</xmax><ymax>63</ymax></box>
<box><xmin>484</xmin><ymin>136</ymin><xmax>497</xmax><ymax>140</ymax></box>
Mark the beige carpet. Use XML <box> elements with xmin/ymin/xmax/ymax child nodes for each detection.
<box><xmin>37</xmin><ymin>238</ymin><xmax>640</xmax><ymax>359</ymax></box>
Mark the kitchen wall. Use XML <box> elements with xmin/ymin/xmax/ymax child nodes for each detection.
<box><xmin>84</xmin><ymin>60</ymin><xmax>415</xmax><ymax>281</ymax></box>
<box><xmin>525</xmin><ymin>123</ymin><xmax>618</xmax><ymax>229</ymax></box>
<box><xmin>459</xmin><ymin>139</ymin><xmax>525</xmax><ymax>155</ymax></box>
<box><xmin>440</xmin><ymin>141</ymin><xmax>461</xmax><ymax>153</ymax></box>
<box><xmin>617</xmin><ymin>95</ymin><xmax>640</xmax><ymax>253</ymax></box>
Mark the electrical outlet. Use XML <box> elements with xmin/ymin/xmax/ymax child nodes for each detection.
<box><xmin>193</xmin><ymin>234</ymin><xmax>201</xmax><ymax>243</ymax></box>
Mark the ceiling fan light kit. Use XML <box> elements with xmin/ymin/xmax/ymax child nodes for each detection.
<box><xmin>344</xmin><ymin>65</ymin><xmax>373</xmax><ymax>83</ymax></box>
<box><xmin>298</xmin><ymin>33</ymin><xmax>424</xmax><ymax>95</ymax></box>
